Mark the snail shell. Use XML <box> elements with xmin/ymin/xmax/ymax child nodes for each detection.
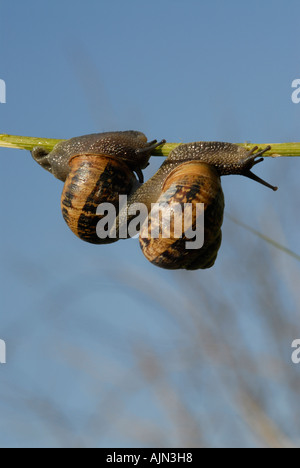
<box><xmin>61</xmin><ymin>153</ymin><xmax>136</xmax><ymax>244</ymax></box>
<box><xmin>139</xmin><ymin>161</ymin><xmax>224</xmax><ymax>270</ymax></box>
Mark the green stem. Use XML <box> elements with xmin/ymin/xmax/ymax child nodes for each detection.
<box><xmin>0</xmin><ymin>134</ymin><xmax>63</xmax><ymax>152</ymax></box>
<box><xmin>1</xmin><ymin>133</ymin><xmax>300</xmax><ymax>157</ymax></box>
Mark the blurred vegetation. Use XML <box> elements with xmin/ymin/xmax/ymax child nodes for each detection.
<box><xmin>1</xmin><ymin>199</ymin><xmax>300</xmax><ymax>448</ymax></box>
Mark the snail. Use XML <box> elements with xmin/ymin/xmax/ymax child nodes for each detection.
<box><xmin>31</xmin><ymin>133</ymin><xmax>277</xmax><ymax>270</ymax></box>
<box><xmin>31</xmin><ymin>131</ymin><xmax>166</xmax><ymax>244</ymax></box>
<box><xmin>134</xmin><ymin>142</ymin><xmax>277</xmax><ymax>270</ymax></box>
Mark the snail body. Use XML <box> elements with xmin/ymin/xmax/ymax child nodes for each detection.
<box><xmin>32</xmin><ymin>131</ymin><xmax>166</xmax><ymax>244</ymax></box>
<box><xmin>133</xmin><ymin>141</ymin><xmax>277</xmax><ymax>270</ymax></box>
<box><xmin>31</xmin><ymin>130</ymin><xmax>161</xmax><ymax>183</ymax></box>
<box><xmin>31</xmin><ymin>133</ymin><xmax>277</xmax><ymax>270</ymax></box>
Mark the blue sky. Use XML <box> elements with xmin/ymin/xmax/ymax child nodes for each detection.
<box><xmin>1</xmin><ymin>0</ymin><xmax>300</xmax><ymax>448</ymax></box>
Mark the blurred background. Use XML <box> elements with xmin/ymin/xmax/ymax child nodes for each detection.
<box><xmin>1</xmin><ymin>0</ymin><xmax>300</xmax><ymax>448</ymax></box>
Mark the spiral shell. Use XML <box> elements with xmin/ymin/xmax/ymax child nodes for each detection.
<box><xmin>61</xmin><ymin>153</ymin><xmax>136</xmax><ymax>244</ymax></box>
<box><xmin>139</xmin><ymin>161</ymin><xmax>224</xmax><ymax>270</ymax></box>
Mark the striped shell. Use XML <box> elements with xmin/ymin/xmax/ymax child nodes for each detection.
<box><xmin>61</xmin><ymin>153</ymin><xmax>136</xmax><ymax>244</ymax></box>
<box><xmin>139</xmin><ymin>161</ymin><xmax>224</xmax><ymax>270</ymax></box>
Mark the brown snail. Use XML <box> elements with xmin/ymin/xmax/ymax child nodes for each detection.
<box><xmin>31</xmin><ymin>131</ymin><xmax>165</xmax><ymax>244</ymax></box>
<box><xmin>134</xmin><ymin>142</ymin><xmax>277</xmax><ymax>270</ymax></box>
<box><xmin>31</xmin><ymin>132</ymin><xmax>277</xmax><ymax>270</ymax></box>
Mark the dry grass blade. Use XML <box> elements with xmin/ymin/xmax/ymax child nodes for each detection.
<box><xmin>227</xmin><ymin>213</ymin><xmax>300</xmax><ymax>263</ymax></box>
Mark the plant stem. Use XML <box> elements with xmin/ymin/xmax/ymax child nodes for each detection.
<box><xmin>1</xmin><ymin>133</ymin><xmax>300</xmax><ymax>157</ymax></box>
<box><xmin>0</xmin><ymin>134</ymin><xmax>63</xmax><ymax>152</ymax></box>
